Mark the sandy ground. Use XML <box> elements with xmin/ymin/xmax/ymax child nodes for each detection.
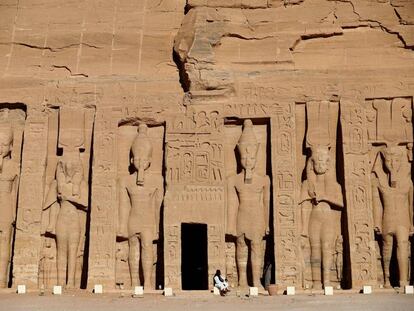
<box><xmin>0</xmin><ymin>291</ymin><xmax>413</xmax><ymax>311</ymax></box>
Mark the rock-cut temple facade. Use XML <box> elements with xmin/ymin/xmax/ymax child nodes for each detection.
<box><xmin>0</xmin><ymin>0</ymin><xmax>413</xmax><ymax>292</ymax></box>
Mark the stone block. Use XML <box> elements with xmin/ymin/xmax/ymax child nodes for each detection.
<box><xmin>324</xmin><ymin>286</ymin><xmax>333</xmax><ymax>295</ymax></box>
<box><xmin>94</xmin><ymin>284</ymin><xmax>103</xmax><ymax>294</ymax></box>
<box><xmin>53</xmin><ymin>285</ymin><xmax>62</xmax><ymax>295</ymax></box>
<box><xmin>363</xmin><ymin>286</ymin><xmax>372</xmax><ymax>294</ymax></box>
<box><xmin>249</xmin><ymin>287</ymin><xmax>258</xmax><ymax>296</ymax></box>
<box><xmin>164</xmin><ymin>287</ymin><xmax>173</xmax><ymax>296</ymax></box>
<box><xmin>17</xmin><ymin>285</ymin><xmax>26</xmax><ymax>294</ymax></box>
<box><xmin>134</xmin><ymin>286</ymin><xmax>144</xmax><ymax>296</ymax></box>
<box><xmin>404</xmin><ymin>285</ymin><xmax>414</xmax><ymax>294</ymax></box>
<box><xmin>286</xmin><ymin>286</ymin><xmax>295</xmax><ymax>295</ymax></box>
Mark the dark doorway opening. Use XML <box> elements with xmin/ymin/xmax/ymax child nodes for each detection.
<box><xmin>181</xmin><ymin>223</ymin><xmax>208</xmax><ymax>290</ymax></box>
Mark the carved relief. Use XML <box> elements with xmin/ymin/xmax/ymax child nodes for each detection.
<box><xmin>370</xmin><ymin>99</ymin><xmax>413</xmax><ymax>287</ymax></box>
<box><xmin>166</xmin><ymin>138</ymin><xmax>224</xmax><ymax>185</ymax></box>
<box><xmin>272</xmin><ymin>102</ymin><xmax>300</xmax><ymax>286</ymax></box>
<box><xmin>116</xmin><ymin>123</ymin><xmax>164</xmax><ymax>289</ymax></box>
<box><xmin>300</xmin><ymin>101</ymin><xmax>344</xmax><ymax>290</ymax></box>
<box><xmin>40</xmin><ymin>107</ymin><xmax>94</xmax><ymax>289</ymax></box>
<box><xmin>226</xmin><ymin>120</ymin><xmax>271</xmax><ymax>288</ymax></box>
<box><xmin>0</xmin><ymin>108</ymin><xmax>24</xmax><ymax>288</ymax></box>
<box><xmin>341</xmin><ymin>97</ymin><xmax>414</xmax><ymax>288</ymax></box>
<box><xmin>168</xmin><ymin>106</ymin><xmax>223</xmax><ymax>134</ymax></box>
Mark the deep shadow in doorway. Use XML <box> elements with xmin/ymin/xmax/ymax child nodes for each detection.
<box><xmin>181</xmin><ymin>223</ymin><xmax>208</xmax><ymax>290</ymax></box>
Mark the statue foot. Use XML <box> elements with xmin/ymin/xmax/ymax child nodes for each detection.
<box><xmin>312</xmin><ymin>282</ymin><xmax>323</xmax><ymax>290</ymax></box>
<box><xmin>384</xmin><ymin>281</ymin><xmax>392</xmax><ymax>289</ymax></box>
<box><xmin>144</xmin><ymin>283</ymin><xmax>153</xmax><ymax>290</ymax></box>
<box><xmin>323</xmin><ymin>282</ymin><xmax>331</xmax><ymax>289</ymax></box>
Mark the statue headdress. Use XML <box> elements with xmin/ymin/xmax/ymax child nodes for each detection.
<box><xmin>237</xmin><ymin>119</ymin><xmax>259</xmax><ymax>182</ymax></box>
<box><xmin>131</xmin><ymin>123</ymin><xmax>152</xmax><ymax>185</ymax></box>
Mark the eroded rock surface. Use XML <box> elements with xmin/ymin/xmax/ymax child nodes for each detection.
<box><xmin>0</xmin><ymin>0</ymin><xmax>413</xmax><ymax>291</ymax></box>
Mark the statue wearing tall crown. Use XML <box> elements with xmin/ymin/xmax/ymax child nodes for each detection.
<box><xmin>227</xmin><ymin>119</ymin><xmax>271</xmax><ymax>288</ymax></box>
<box><xmin>117</xmin><ymin>123</ymin><xmax>164</xmax><ymax>289</ymax></box>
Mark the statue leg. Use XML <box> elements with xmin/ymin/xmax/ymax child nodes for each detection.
<box><xmin>0</xmin><ymin>227</ymin><xmax>11</xmax><ymax>288</ymax></box>
<box><xmin>66</xmin><ymin>230</ymin><xmax>80</xmax><ymax>288</ymax></box>
<box><xmin>309</xmin><ymin>216</ymin><xmax>322</xmax><ymax>289</ymax></box>
<box><xmin>141</xmin><ymin>232</ymin><xmax>154</xmax><ymax>290</ymax></box>
<box><xmin>44</xmin><ymin>262</ymin><xmax>50</xmax><ymax>289</ymax></box>
<box><xmin>236</xmin><ymin>235</ymin><xmax>248</xmax><ymax>287</ymax></box>
<box><xmin>56</xmin><ymin>233</ymin><xmax>68</xmax><ymax>286</ymax></box>
<box><xmin>128</xmin><ymin>235</ymin><xmax>140</xmax><ymax>287</ymax></box>
<box><xmin>250</xmin><ymin>238</ymin><xmax>263</xmax><ymax>288</ymax></box>
<box><xmin>382</xmin><ymin>233</ymin><xmax>393</xmax><ymax>288</ymax></box>
<box><xmin>321</xmin><ymin>234</ymin><xmax>335</xmax><ymax>288</ymax></box>
<box><xmin>396</xmin><ymin>227</ymin><xmax>410</xmax><ymax>287</ymax></box>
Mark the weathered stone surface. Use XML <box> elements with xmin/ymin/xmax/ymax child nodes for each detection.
<box><xmin>0</xmin><ymin>0</ymin><xmax>412</xmax><ymax>293</ymax></box>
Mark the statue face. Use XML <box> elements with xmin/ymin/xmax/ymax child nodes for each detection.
<box><xmin>312</xmin><ymin>151</ymin><xmax>330</xmax><ymax>175</ymax></box>
<box><xmin>132</xmin><ymin>156</ymin><xmax>151</xmax><ymax>172</ymax></box>
<box><xmin>240</xmin><ymin>145</ymin><xmax>257</xmax><ymax>171</ymax></box>
<box><xmin>383</xmin><ymin>148</ymin><xmax>404</xmax><ymax>173</ymax></box>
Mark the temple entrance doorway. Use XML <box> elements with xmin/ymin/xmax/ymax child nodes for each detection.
<box><xmin>181</xmin><ymin>223</ymin><xmax>208</xmax><ymax>290</ymax></box>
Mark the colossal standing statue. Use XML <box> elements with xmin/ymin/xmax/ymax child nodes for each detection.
<box><xmin>300</xmin><ymin>146</ymin><xmax>343</xmax><ymax>289</ymax></box>
<box><xmin>117</xmin><ymin>123</ymin><xmax>163</xmax><ymax>289</ymax></box>
<box><xmin>0</xmin><ymin>124</ymin><xmax>19</xmax><ymax>288</ymax></box>
<box><xmin>372</xmin><ymin>145</ymin><xmax>414</xmax><ymax>288</ymax></box>
<box><xmin>44</xmin><ymin>156</ymin><xmax>88</xmax><ymax>288</ymax></box>
<box><xmin>227</xmin><ymin>119</ymin><xmax>270</xmax><ymax>288</ymax></box>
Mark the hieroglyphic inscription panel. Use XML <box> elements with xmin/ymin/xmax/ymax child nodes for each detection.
<box><xmin>271</xmin><ymin>102</ymin><xmax>300</xmax><ymax>286</ymax></box>
<box><xmin>341</xmin><ymin>100</ymin><xmax>377</xmax><ymax>287</ymax></box>
<box><xmin>88</xmin><ymin>107</ymin><xmax>120</xmax><ymax>288</ymax></box>
<box><xmin>164</xmin><ymin>107</ymin><xmax>226</xmax><ymax>289</ymax></box>
<box><xmin>13</xmin><ymin>112</ymin><xmax>47</xmax><ymax>287</ymax></box>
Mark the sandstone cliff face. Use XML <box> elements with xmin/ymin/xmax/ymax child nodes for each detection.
<box><xmin>175</xmin><ymin>0</ymin><xmax>414</xmax><ymax>98</ymax></box>
<box><xmin>0</xmin><ymin>0</ymin><xmax>413</xmax><ymax>290</ymax></box>
<box><xmin>0</xmin><ymin>0</ymin><xmax>185</xmax><ymax>117</ymax></box>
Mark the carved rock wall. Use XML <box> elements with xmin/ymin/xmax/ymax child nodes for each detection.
<box><xmin>0</xmin><ymin>0</ymin><xmax>413</xmax><ymax>290</ymax></box>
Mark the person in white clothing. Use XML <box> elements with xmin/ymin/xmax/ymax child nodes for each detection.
<box><xmin>213</xmin><ymin>270</ymin><xmax>229</xmax><ymax>296</ymax></box>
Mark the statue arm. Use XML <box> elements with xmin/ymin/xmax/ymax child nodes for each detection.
<box><xmin>118</xmin><ymin>178</ymin><xmax>130</xmax><ymax>238</ymax></box>
<box><xmin>371</xmin><ymin>175</ymin><xmax>383</xmax><ymax>234</ymax></box>
<box><xmin>226</xmin><ymin>176</ymin><xmax>239</xmax><ymax>236</ymax></box>
<box><xmin>263</xmin><ymin>176</ymin><xmax>271</xmax><ymax>234</ymax></box>
<box><xmin>43</xmin><ymin>180</ymin><xmax>59</xmax><ymax>234</ymax></box>
<box><xmin>300</xmin><ymin>180</ymin><xmax>312</xmax><ymax>237</ymax></box>
<box><xmin>372</xmin><ymin>154</ymin><xmax>388</xmax><ymax>187</ymax></box>
<box><xmin>301</xmin><ymin>200</ymin><xmax>312</xmax><ymax>237</ymax></box>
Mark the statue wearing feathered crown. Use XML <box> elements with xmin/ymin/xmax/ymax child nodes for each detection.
<box><xmin>0</xmin><ymin>123</ymin><xmax>19</xmax><ymax>287</ymax></box>
<box><xmin>117</xmin><ymin>123</ymin><xmax>163</xmax><ymax>289</ymax></box>
<box><xmin>227</xmin><ymin>120</ymin><xmax>270</xmax><ymax>288</ymax></box>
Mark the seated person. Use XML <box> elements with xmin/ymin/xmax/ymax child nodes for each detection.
<box><xmin>213</xmin><ymin>270</ymin><xmax>229</xmax><ymax>296</ymax></box>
